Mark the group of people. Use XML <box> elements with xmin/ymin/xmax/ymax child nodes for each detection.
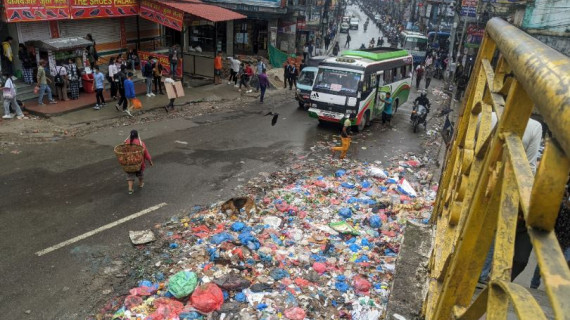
<box><xmin>214</xmin><ymin>52</ymin><xmax>270</xmax><ymax>103</ymax></box>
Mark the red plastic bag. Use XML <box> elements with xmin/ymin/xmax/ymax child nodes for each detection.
<box><xmin>352</xmin><ymin>275</ymin><xmax>372</xmax><ymax>295</ymax></box>
<box><xmin>149</xmin><ymin>297</ymin><xmax>184</xmax><ymax>319</ymax></box>
<box><xmin>284</xmin><ymin>307</ymin><xmax>306</xmax><ymax>320</ymax></box>
<box><xmin>132</xmin><ymin>98</ymin><xmax>142</xmax><ymax>109</ymax></box>
<box><xmin>190</xmin><ymin>283</ymin><xmax>224</xmax><ymax>314</ymax></box>
<box><xmin>312</xmin><ymin>262</ymin><xmax>326</xmax><ymax>274</ymax></box>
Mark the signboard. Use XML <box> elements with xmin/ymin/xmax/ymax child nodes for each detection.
<box><xmin>140</xmin><ymin>0</ymin><xmax>184</xmax><ymax>31</ymax></box>
<box><xmin>4</xmin><ymin>0</ymin><xmax>71</xmax><ymax>22</ymax></box>
<box><xmin>70</xmin><ymin>0</ymin><xmax>138</xmax><ymax>19</ymax></box>
<box><xmin>460</xmin><ymin>0</ymin><xmax>477</xmax><ymax>17</ymax></box>
<box><xmin>297</xmin><ymin>18</ymin><xmax>306</xmax><ymax>30</ymax></box>
<box><xmin>139</xmin><ymin>51</ymin><xmax>183</xmax><ymax>78</ymax></box>
<box><xmin>465</xmin><ymin>25</ymin><xmax>484</xmax><ymax>47</ymax></box>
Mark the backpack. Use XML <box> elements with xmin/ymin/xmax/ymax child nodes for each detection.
<box><xmin>143</xmin><ymin>62</ymin><xmax>153</xmax><ymax>77</ymax></box>
<box><xmin>54</xmin><ymin>67</ymin><xmax>64</xmax><ymax>86</ymax></box>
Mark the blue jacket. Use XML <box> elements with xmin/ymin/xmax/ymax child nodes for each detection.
<box><xmin>124</xmin><ymin>79</ymin><xmax>135</xmax><ymax>98</ymax></box>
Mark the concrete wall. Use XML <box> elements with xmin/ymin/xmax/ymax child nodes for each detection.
<box><xmin>521</xmin><ymin>0</ymin><xmax>570</xmax><ymax>56</ymax></box>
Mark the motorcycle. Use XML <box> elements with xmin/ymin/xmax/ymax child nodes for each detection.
<box><xmin>411</xmin><ymin>102</ymin><xmax>428</xmax><ymax>133</ymax></box>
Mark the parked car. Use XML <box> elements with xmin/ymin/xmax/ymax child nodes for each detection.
<box><xmin>340</xmin><ymin>22</ymin><xmax>350</xmax><ymax>33</ymax></box>
<box><xmin>350</xmin><ymin>18</ymin><xmax>359</xmax><ymax>30</ymax></box>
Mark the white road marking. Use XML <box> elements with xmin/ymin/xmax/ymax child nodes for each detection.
<box><xmin>35</xmin><ymin>202</ymin><xmax>168</xmax><ymax>257</ymax></box>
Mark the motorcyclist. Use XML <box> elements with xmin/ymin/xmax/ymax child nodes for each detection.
<box><xmin>369</xmin><ymin>38</ymin><xmax>375</xmax><ymax>48</ymax></box>
<box><xmin>412</xmin><ymin>91</ymin><xmax>431</xmax><ymax>121</ymax></box>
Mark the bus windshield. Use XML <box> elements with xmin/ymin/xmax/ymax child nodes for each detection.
<box><xmin>298</xmin><ymin>70</ymin><xmax>316</xmax><ymax>86</ymax></box>
<box><xmin>313</xmin><ymin>68</ymin><xmax>361</xmax><ymax>96</ymax></box>
<box><xmin>403</xmin><ymin>37</ymin><xmax>428</xmax><ymax>51</ymax></box>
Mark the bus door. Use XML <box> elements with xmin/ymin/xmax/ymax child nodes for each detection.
<box><xmin>373</xmin><ymin>71</ymin><xmax>384</xmax><ymax>116</ymax></box>
<box><xmin>376</xmin><ymin>70</ymin><xmax>392</xmax><ymax>114</ymax></box>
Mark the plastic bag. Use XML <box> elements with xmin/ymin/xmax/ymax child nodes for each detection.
<box><xmin>397</xmin><ymin>178</ymin><xmax>417</xmax><ymax>197</ymax></box>
<box><xmin>124</xmin><ymin>295</ymin><xmax>143</xmax><ymax>310</ymax></box>
<box><xmin>353</xmin><ymin>275</ymin><xmax>372</xmax><ymax>295</ymax></box>
<box><xmin>329</xmin><ymin>221</ymin><xmax>360</xmax><ymax>235</ymax></box>
<box><xmin>209</xmin><ymin>232</ymin><xmax>234</xmax><ymax>244</ymax></box>
<box><xmin>369</xmin><ymin>166</ymin><xmax>388</xmax><ymax>178</ymax></box>
<box><xmin>132</xmin><ymin>98</ymin><xmax>142</xmax><ymax>109</ymax></box>
<box><xmin>168</xmin><ymin>271</ymin><xmax>198</xmax><ymax>299</ymax></box>
<box><xmin>284</xmin><ymin>307</ymin><xmax>306</xmax><ymax>320</ymax></box>
<box><xmin>338</xmin><ymin>207</ymin><xmax>352</xmax><ymax>219</ymax></box>
<box><xmin>190</xmin><ymin>283</ymin><xmax>224</xmax><ymax>314</ymax></box>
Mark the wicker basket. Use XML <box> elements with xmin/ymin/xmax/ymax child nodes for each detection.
<box><xmin>114</xmin><ymin>144</ymin><xmax>144</xmax><ymax>173</ymax></box>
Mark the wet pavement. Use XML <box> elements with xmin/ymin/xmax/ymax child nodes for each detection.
<box><xmin>0</xmin><ymin>72</ymin><xmax>445</xmax><ymax>318</ymax></box>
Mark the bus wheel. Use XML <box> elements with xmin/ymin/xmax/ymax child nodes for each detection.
<box><xmin>357</xmin><ymin>111</ymin><xmax>369</xmax><ymax>132</ymax></box>
<box><xmin>393</xmin><ymin>99</ymin><xmax>399</xmax><ymax>113</ymax></box>
<box><xmin>318</xmin><ymin>119</ymin><xmax>325</xmax><ymax>126</ymax></box>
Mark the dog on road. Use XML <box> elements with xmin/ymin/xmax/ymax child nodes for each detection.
<box><xmin>221</xmin><ymin>197</ymin><xmax>258</xmax><ymax>219</ymax></box>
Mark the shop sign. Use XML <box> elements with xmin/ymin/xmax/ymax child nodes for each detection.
<box><xmin>140</xmin><ymin>0</ymin><xmax>184</xmax><ymax>31</ymax></box>
<box><xmin>139</xmin><ymin>50</ymin><xmax>183</xmax><ymax>78</ymax></box>
<box><xmin>206</xmin><ymin>0</ymin><xmax>281</xmax><ymax>9</ymax></box>
<box><xmin>465</xmin><ymin>24</ymin><xmax>484</xmax><ymax>47</ymax></box>
<box><xmin>460</xmin><ymin>0</ymin><xmax>478</xmax><ymax>17</ymax></box>
<box><xmin>297</xmin><ymin>18</ymin><xmax>306</xmax><ymax>30</ymax></box>
<box><xmin>4</xmin><ymin>0</ymin><xmax>71</xmax><ymax>22</ymax></box>
<box><xmin>70</xmin><ymin>0</ymin><xmax>138</xmax><ymax>19</ymax></box>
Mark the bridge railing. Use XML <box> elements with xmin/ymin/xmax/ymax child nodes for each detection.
<box><xmin>424</xmin><ymin>18</ymin><xmax>570</xmax><ymax>319</ymax></box>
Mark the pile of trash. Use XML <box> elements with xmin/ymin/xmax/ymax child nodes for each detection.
<box><xmin>100</xmin><ymin>156</ymin><xmax>437</xmax><ymax>320</ymax></box>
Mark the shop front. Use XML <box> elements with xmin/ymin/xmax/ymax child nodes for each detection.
<box><xmin>138</xmin><ymin>0</ymin><xmax>245</xmax><ymax>79</ymax></box>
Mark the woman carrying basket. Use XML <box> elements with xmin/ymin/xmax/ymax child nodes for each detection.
<box><xmin>124</xmin><ymin>130</ymin><xmax>153</xmax><ymax>194</ymax></box>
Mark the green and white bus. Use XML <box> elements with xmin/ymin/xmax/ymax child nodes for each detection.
<box><xmin>308</xmin><ymin>49</ymin><xmax>413</xmax><ymax>131</ymax></box>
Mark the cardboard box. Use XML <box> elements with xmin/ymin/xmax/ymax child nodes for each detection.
<box><xmin>165</xmin><ymin>81</ymin><xmax>185</xmax><ymax>99</ymax></box>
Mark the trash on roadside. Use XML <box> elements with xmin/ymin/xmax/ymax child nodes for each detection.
<box><xmin>129</xmin><ymin>230</ymin><xmax>156</xmax><ymax>245</ymax></box>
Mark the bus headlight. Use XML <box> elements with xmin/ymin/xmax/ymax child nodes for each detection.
<box><xmin>347</xmin><ymin>97</ymin><xmax>357</xmax><ymax>106</ymax></box>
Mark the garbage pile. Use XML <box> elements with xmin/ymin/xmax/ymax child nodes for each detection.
<box><xmin>102</xmin><ymin>156</ymin><xmax>437</xmax><ymax>320</ymax></box>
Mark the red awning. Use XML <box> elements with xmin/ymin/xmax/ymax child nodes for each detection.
<box><xmin>164</xmin><ymin>0</ymin><xmax>246</xmax><ymax>22</ymax></box>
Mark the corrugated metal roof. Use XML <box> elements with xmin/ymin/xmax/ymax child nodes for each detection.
<box><xmin>163</xmin><ymin>0</ymin><xmax>246</xmax><ymax>22</ymax></box>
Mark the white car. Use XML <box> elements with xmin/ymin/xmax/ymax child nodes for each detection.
<box><xmin>350</xmin><ymin>18</ymin><xmax>359</xmax><ymax>30</ymax></box>
<box><xmin>374</xmin><ymin>14</ymin><xmax>381</xmax><ymax>21</ymax></box>
<box><xmin>340</xmin><ymin>22</ymin><xmax>350</xmax><ymax>33</ymax></box>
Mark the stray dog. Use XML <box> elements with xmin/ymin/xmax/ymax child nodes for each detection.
<box><xmin>221</xmin><ymin>197</ymin><xmax>258</xmax><ymax>219</ymax></box>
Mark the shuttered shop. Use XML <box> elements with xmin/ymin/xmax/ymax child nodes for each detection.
<box><xmin>58</xmin><ymin>18</ymin><xmax>121</xmax><ymax>55</ymax></box>
<box><xmin>124</xmin><ymin>17</ymin><xmax>161</xmax><ymax>49</ymax></box>
<box><xmin>18</xmin><ymin>21</ymin><xmax>52</xmax><ymax>43</ymax></box>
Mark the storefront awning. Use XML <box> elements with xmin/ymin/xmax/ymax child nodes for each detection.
<box><xmin>166</xmin><ymin>0</ymin><xmax>246</xmax><ymax>22</ymax></box>
<box><xmin>140</xmin><ymin>0</ymin><xmax>245</xmax><ymax>31</ymax></box>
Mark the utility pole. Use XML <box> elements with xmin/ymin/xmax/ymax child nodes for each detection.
<box><xmin>446</xmin><ymin>0</ymin><xmax>458</xmax><ymax>82</ymax></box>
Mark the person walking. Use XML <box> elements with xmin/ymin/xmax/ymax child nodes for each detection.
<box><xmin>85</xmin><ymin>34</ymin><xmax>98</xmax><ymax>68</ymax></box>
<box><xmin>415</xmin><ymin>64</ymin><xmax>425</xmax><ymax>89</ymax></box>
<box><xmin>115</xmin><ymin>65</ymin><xmax>128</xmax><ymax>112</ymax></box>
<box><xmin>124</xmin><ymin>129</ymin><xmax>153</xmax><ymax>194</ymax></box>
<box><xmin>153</xmin><ymin>58</ymin><xmax>164</xmax><ymax>95</ymax></box>
<box><xmin>378</xmin><ymin>92</ymin><xmax>393</xmax><ymax>125</ymax></box>
<box><xmin>239</xmin><ymin>63</ymin><xmax>253</xmax><ymax>93</ymax></box>
<box><xmin>227</xmin><ymin>56</ymin><xmax>240</xmax><ymax>87</ymax></box>
<box><xmin>286</xmin><ymin>61</ymin><xmax>297</xmax><ymax>90</ymax></box>
<box><xmin>308</xmin><ymin>41</ymin><xmax>314</xmax><ymax>58</ymax></box>
<box><xmin>258</xmin><ymin>68</ymin><xmax>269</xmax><ymax>103</ymax></box>
<box><xmin>123</xmin><ymin>72</ymin><xmax>136</xmax><ymax>117</ymax></box>
<box><xmin>168</xmin><ymin>44</ymin><xmax>181</xmax><ymax>79</ymax></box>
<box><xmin>108</xmin><ymin>57</ymin><xmax>118</xmax><ymax>100</ymax></box>
<box><xmin>18</xmin><ymin>44</ymin><xmax>34</xmax><ymax>85</ymax></box>
<box><xmin>66</xmin><ymin>58</ymin><xmax>80</xmax><ymax>100</ymax></box>
<box><xmin>92</xmin><ymin>66</ymin><xmax>106</xmax><ymax>110</ymax></box>
<box><xmin>255</xmin><ymin>58</ymin><xmax>266</xmax><ymax>92</ymax></box>
<box><xmin>333</xmin><ymin>42</ymin><xmax>340</xmax><ymax>56</ymax></box>
<box><xmin>455</xmin><ymin>75</ymin><xmax>468</xmax><ymax>101</ymax></box>
<box><xmin>54</xmin><ymin>62</ymin><xmax>69</xmax><ymax>101</ymax></box>
<box><xmin>36</xmin><ymin>59</ymin><xmax>57</xmax><ymax>105</ymax></box>
<box><xmin>3</xmin><ymin>74</ymin><xmax>27</xmax><ymax>119</ymax></box>
<box><xmin>324</xmin><ymin>34</ymin><xmax>331</xmax><ymax>51</ymax></box>
<box><xmin>143</xmin><ymin>56</ymin><xmax>154</xmax><ymax>97</ymax></box>
<box><xmin>303</xmin><ymin>43</ymin><xmax>309</xmax><ymax>62</ymax></box>
<box><xmin>2</xmin><ymin>36</ymin><xmax>14</xmax><ymax>79</ymax></box>
<box><xmin>345</xmin><ymin>33</ymin><xmax>351</xmax><ymax>48</ymax></box>
<box><xmin>214</xmin><ymin>51</ymin><xmax>222</xmax><ymax>85</ymax></box>
<box><xmin>425</xmin><ymin>65</ymin><xmax>434</xmax><ymax>89</ymax></box>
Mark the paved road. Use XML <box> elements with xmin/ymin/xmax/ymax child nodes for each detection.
<box><xmin>0</xmin><ymin>83</ymin><xmax>432</xmax><ymax>318</ymax></box>
<box><xmin>336</xmin><ymin>4</ymin><xmax>396</xmax><ymax>52</ymax></box>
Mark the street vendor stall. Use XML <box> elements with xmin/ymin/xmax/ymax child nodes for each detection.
<box><xmin>26</xmin><ymin>37</ymin><xmax>93</xmax><ymax>93</ymax></box>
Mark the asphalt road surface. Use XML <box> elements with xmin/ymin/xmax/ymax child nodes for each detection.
<box><xmin>337</xmin><ymin>4</ymin><xmax>396</xmax><ymax>52</ymax></box>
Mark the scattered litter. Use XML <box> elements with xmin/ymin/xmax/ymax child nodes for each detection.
<box><xmin>101</xmin><ymin>147</ymin><xmax>436</xmax><ymax>319</ymax></box>
<box><xmin>128</xmin><ymin>230</ymin><xmax>156</xmax><ymax>245</ymax></box>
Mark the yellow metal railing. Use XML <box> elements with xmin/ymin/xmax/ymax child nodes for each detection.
<box><xmin>424</xmin><ymin>18</ymin><xmax>570</xmax><ymax>319</ymax></box>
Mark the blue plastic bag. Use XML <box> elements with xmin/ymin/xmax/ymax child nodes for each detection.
<box><xmin>210</xmin><ymin>232</ymin><xmax>234</xmax><ymax>244</ymax></box>
<box><xmin>231</xmin><ymin>222</ymin><xmax>246</xmax><ymax>232</ymax></box>
<box><xmin>338</xmin><ymin>207</ymin><xmax>352</xmax><ymax>219</ymax></box>
<box><xmin>369</xmin><ymin>215</ymin><xmax>382</xmax><ymax>228</ymax></box>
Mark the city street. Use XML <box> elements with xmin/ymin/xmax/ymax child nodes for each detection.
<box><xmin>0</xmin><ymin>79</ymin><xmax>440</xmax><ymax>318</ymax></box>
<box><xmin>336</xmin><ymin>4</ymin><xmax>395</xmax><ymax>51</ymax></box>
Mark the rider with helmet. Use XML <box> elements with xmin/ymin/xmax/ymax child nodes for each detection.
<box><xmin>412</xmin><ymin>91</ymin><xmax>431</xmax><ymax>120</ymax></box>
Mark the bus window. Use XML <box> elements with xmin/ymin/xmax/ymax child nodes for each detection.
<box><xmin>377</xmin><ymin>73</ymin><xmax>385</xmax><ymax>87</ymax></box>
<box><xmin>371</xmin><ymin>73</ymin><xmax>377</xmax><ymax>88</ymax></box>
<box><xmin>405</xmin><ymin>65</ymin><xmax>412</xmax><ymax>78</ymax></box>
<box><xmin>394</xmin><ymin>68</ymin><xmax>402</xmax><ymax>81</ymax></box>
<box><xmin>384</xmin><ymin>69</ymin><xmax>393</xmax><ymax>83</ymax></box>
